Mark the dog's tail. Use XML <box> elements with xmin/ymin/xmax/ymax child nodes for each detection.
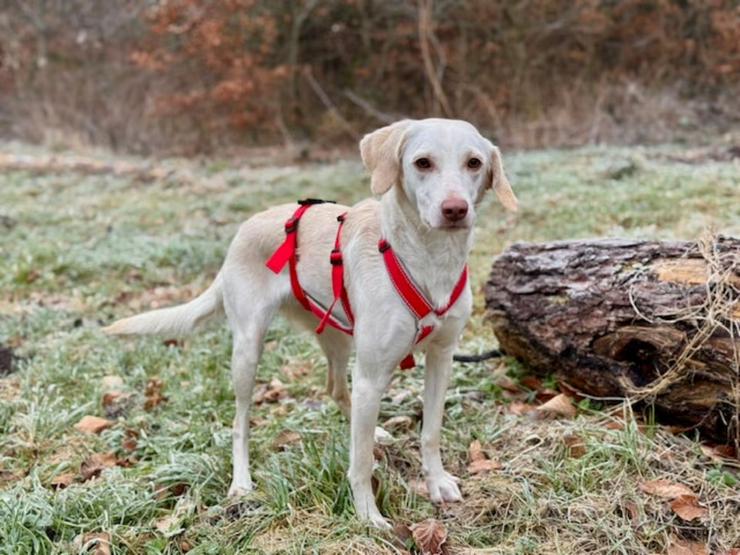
<box><xmin>103</xmin><ymin>273</ymin><xmax>224</xmax><ymax>337</ymax></box>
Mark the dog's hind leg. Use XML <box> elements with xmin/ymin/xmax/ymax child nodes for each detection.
<box><xmin>222</xmin><ymin>271</ymin><xmax>281</xmax><ymax>497</ymax></box>
<box><xmin>317</xmin><ymin>332</ymin><xmax>352</xmax><ymax>419</ymax></box>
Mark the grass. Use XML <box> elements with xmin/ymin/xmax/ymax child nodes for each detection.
<box><xmin>0</xmin><ymin>141</ymin><xmax>739</xmax><ymax>554</ymax></box>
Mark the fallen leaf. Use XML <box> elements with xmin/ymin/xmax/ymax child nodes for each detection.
<box><xmin>155</xmin><ymin>497</ymin><xmax>195</xmax><ymax>538</ymax></box>
<box><xmin>467</xmin><ymin>440</ymin><xmax>502</xmax><ymax>474</ymax></box>
<box><xmin>162</xmin><ymin>338</ymin><xmax>182</xmax><ymax>348</ymax></box>
<box><xmin>144</xmin><ymin>377</ymin><xmax>167</xmax><ymax>410</ymax></box>
<box><xmin>102</xmin><ymin>391</ymin><xmax>125</xmax><ymax>407</ymax></box>
<box><xmin>469</xmin><ymin>440</ymin><xmax>485</xmax><ymax>462</ymax></box>
<box><xmin>272</xmin><ymin>430</ymin><xmax>301</xmax><ymax>450</ymax></box>
<box><xmin>468</xmin><ymin>458</ymin><xmax>503</xmax><ymax>474</ymax></box>
<box><xmin>75</xmin><ymin>416</ymin><xmax>114</xmax><ymax>435</ymax></box>
<box><xmin>179</xmin><ymin>540</ymin><xmax>193</xmax><ymax>552</ymax></box>
<box><xmin>253</xmin><ymin>378</ymin><xmax>286</xmax><ymax>404</ymax></box>
<box><xmin>667</xmin><ymin>536</ymin><xmax>709</xmax><ymax>555</ymax></box>
<box><xmin>411</xmin><ymin>518</ymin><xmax>449</xmax><ymax>555</ymax></box>
<box><xmin>493</xmin><ymin>374</ymin><xmax>520</xmax><ymax>393</ymax></box>
<box><xmin>670</xmin><ymin>495</ymin><xmax>708</xmax><ymax>521</ymax></box>
<box><xmin>508</xmin><ymin>401</ymin><xmax>537</xmax><ymax>416</ymax></box>
<box><xmin>80</xmin><ymin>452</ymin><xmax>119</xmax><ymax>481</ymax></box>
<box><xmin>384</xmin><ymin>415</ymin><xmax>413</xmax><ymax>430</ymax></box>
<box><xmin>700</xmin><ymin>443</ymin><xmax>737</xmax><ymax>462</ymax></box>
<box><xmin>639</xmin><ymin>479</ymin><xmax>694</xmax><ymax>499</ymax></box>
<box><xmin>536</xmin><ymin>393</ymin><xmax>576</xmax><ymax>418</ymax></box>
<box><xmin>519</xmin><ymin>375</ymin><xmax>542</xmax><ymax>390</ymax></box>
<box><xmin>50</xmin><ymin>472</ymin><xmax>75</xmax><ymax>489</ymax></box>
<box><xmin>77</xmin><ymin>532</ymin><xmax>112</xmax><ymax>555</ymax></box>
<box><xmin>622</xmin><ymin>500</ymin><xmax>640</xmax><ymax>524</ymax></box>
<box><xmin>122</xmin><ymin>429</ymin><xmax>139</xmax><ymax>452</ymax></box>
<box><xmin>393</xmin><ymin>522</ymin><xmax>413</xmax><ymax>548</ymax></box>
<box><xmin>563</xmin><ymin>434</ymin><xmax>586</xmax><ymax>458</ymax></box>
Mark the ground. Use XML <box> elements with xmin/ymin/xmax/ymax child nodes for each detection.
<box><xmin>0</xmin><ymin>141</ymin><xmax>738</xmax><ymax>554</ymax></box>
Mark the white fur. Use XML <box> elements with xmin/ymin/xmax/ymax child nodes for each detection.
<box><xmin>104</xmin><ymin>118</ymin><xmax>517</xmax><ymax>529</ymax></box>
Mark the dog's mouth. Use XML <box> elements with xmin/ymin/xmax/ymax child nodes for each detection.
<box><xmin>440</xmin><ymin>222</ymin><xmax>470</xmax><ymax>231</ymax></box>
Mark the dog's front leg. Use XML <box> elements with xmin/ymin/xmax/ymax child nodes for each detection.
<box><xmin>422</xmin><ymin>342</ymin><xmax>462</xmax><ymax>504</ymax></box>
<box><xmin>348</xmin><ymin>356</ymin><xmax>394</xmax><ymax>529</ymax></box>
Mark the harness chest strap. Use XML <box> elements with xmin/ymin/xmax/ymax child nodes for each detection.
<box><xmin>265</xmin><ymin>201</ymin><xmax>468</xmax><ymax>369</ymax></box>
<box><xmin>378</xmin><ymin>239</ymin><xmax>468</xmax><ymax>369</ymax></box>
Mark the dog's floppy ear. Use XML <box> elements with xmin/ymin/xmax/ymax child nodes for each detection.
<box><xmin>488</xmin><ymin>143</ymin><xmax>518</xmax><ymax>212</ymax></box>
<box><xmin>360</xmin><ymin>120</ymin><xmax>411</xmax><ymax>195</ymax></box>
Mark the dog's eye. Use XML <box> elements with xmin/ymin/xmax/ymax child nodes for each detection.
<box><xmin>467</xmin><ymin>158</ymin><xmax>482</xmax><ymax>170</ymax></box>
<box><xmin>414</xmin><ymin>157</ymin><xmax>432</xmax><ymax>170</ymax></box>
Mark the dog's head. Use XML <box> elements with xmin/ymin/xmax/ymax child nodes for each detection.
<box><xmin>360</xmin><ymin>118</ymin><xmax>517</xmax><ymax>230</ymax></box>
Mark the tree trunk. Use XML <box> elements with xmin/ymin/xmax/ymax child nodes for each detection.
<box><xmin>484</xmin><ymin>236</ymin><xmax>739</xmax><ymax>444</ymax></box>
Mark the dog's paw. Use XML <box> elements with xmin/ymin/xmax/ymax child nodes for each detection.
<box><xmin>227</xmin><ymin>481</ymin><xmax>254</xmax><ymax>498</ymax></box>
<box><xmin>426</xmin><ymin>471</ymin><xmax>462</xmax><ymax>504</ymax></box>
<box><xmin>359</xmin><ymin>509</ymin><xmax>392</xmax><ymax>530</ymax></box>
<box><xmin>374</xmin><ymin>426</ymin><xmax>394</xmax><ymax>445</ymax></box>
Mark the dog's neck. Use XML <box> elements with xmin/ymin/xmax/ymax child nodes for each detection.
<box><xmin>380</xmin><ymin>187</ymin><xmax>473</xmax><ymax>310</ymax></box>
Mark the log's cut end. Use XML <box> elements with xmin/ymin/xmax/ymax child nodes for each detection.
<box><xmin>485</xmin><ymin>236</ymin><xmax>739</xmax><ymax>443</ymax></box>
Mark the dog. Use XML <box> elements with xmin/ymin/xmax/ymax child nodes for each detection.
<box><xmin>104</xmin><ymin>118</ymin><xmax>518</xmax><ymax>528</ymax></box>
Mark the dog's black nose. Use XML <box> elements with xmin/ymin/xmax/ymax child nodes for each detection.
<box><xmin>441</xmin><ymin>198</ymin><xmax>468</xmax><ymax>222</ymax></box>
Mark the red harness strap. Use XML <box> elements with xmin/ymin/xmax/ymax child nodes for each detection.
<box><xmin>265</xmin><ymin>201</ymin><xmax>353</xmax><ymax>335</ymax></box>
<box><xmin>266</xmin><ymin>201</ymin><xmax>468</xmax><ymax>370</ymax></box>
<box><xmin>378</xmin><ymin>239</ymin><xmax>468</xmax><ymax>368</ymax></box>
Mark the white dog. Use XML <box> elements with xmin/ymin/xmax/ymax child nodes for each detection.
<box><xmin>104</xmin><ymin>118</ymin><xmax>517</xmax><ymax>528</ymax></box>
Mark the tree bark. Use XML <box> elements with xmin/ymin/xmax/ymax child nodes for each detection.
<box><xmin>484</xmin><ymin>236</ymin><xmax>739</xmax><ymax>444</ymax></box>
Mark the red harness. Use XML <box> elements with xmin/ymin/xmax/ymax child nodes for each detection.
<box><xmin>265</xmin><ymin>200</ymin><xmax>468</xmax><ymax>369</ymax></box>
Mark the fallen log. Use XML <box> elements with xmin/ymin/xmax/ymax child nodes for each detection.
<box><xmin>485</xmin><ymin>236</ymin><xmax>739</xmax><ymax>444</ymax></box>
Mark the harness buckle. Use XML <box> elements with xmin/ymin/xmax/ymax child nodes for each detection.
<box><xmin>285</xmin><ymin>218</ymin><xmax>298</xmax><ymax>233</ymax></box>
<box><xmin>336</xmin><ymin>214</ymin><xmax>345</xmax><ymax>223</ymax></box>
<box><xmin>378</xmin><ymin>239</ymin><xmax>391</xmax><ymax>253</ymax></box>
<box><xmin>330</xmin><ymin>248</ymin><xmax>343</xmax><ymax>266</ymax></box>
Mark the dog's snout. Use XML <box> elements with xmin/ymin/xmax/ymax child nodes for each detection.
<box><xmin>441</xmin><ymin>198</ymin><xmax>469</xmax><ymax>223</ymax></box>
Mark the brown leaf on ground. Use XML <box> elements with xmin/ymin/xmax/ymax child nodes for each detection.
<box><xmin>122</xmin><ymin>429</ymin><xmax>139</xmax><ymax>452</ymax></box>
<box><xmin>536</xmin><ymin>393</ymin><xmax>576</xmax><ymax>418</ymax></box>
<box><xmin>80</xmin><ymin>452</ymin><xmax>119</xmax><ymax>481</ymax></box>
<box><xmin>670</xmin><ymin>495</ymin><xmax>708</xmax><ymax>521</ymax></box>
<box><xmin>468</xmin><ymin>458</ymin><xmax>503</xmax><ymax>474</ymax></box>
<box><xmin>700</xmin><ymin>443</ymin><xmax>738</xmax><ymax>462</ymax></box>
<box><xmin>144</xmin><ymin>377</ymin><xmax>167</xmax><ymax>410</ymax></box>
<box><xmin>272</xmin><ymin>430</ymin><xmax>301</xmax><ymax>450</ymax></box>
<box><xmin>75</xmin><ymin>415</ymin><xmax>114</xmax><ymax>434</ymax></box>
<box><xmin>102</xmin><ymin>391</ymin><xmax>125</xmax><ymax>407</ymax></box>
<box><xmin>384</xmin><ymin>415</ymin><xmax>414</xmax><ymax>430</ymax></box>
<box><xmin>253</xmin><ymin>378</ymin><xmax>286</xmax><ymax>404</ymax></box>
<box><xmin>639</xmin><ymin>479</ymin><xmax>694</xmax><ymax>499</ymax></box>
<box><xmin>467</xmin><ymin>440</ymin><xmax>502</xmax><ymax>474</ymax></box>
<box><xmin>493</xmin><ymin>374</ymin><xmax>520</xmax><ymax>393</ymax></box>
<box><xmin>50</xmin><ymin>472</ymin><xmax>76</xmax><ymax>489</ymax></box>
<box><xmin>667</xmin><ymin>536</ymin><xmax>709</xmax><ymax>555</ymax></box>
<box><xmin>622</xmin><ymin>500</ymin><xmax>640</xmax><ymax>524</ymax></box>
<box><xmin>519</xmin><ymin>375</ymin><xmax>543</xmax><ymax>390</ymax></box>
<box><xmin>563</xmin><ymin>434</ymin><xmax>586</xmax><ymax>458</ymax></box>
<box><xmin>393</xmin><ymin>522</ymin><xmax>413</xmax><ymax>548</ymax></box>
<box><xmin>468</xmin><ymin>440</ymin><xmax>485</xmax><ymax>462</ymax></box>
<box><xmin>78</xmin><ymin>532</ymin><xmax>112</xmax><ymax>555</ymax></box>
<box><xmin>508</xmin><ymin>401</ymin><xmax>537</xmax><ymax>416</ymax></box>
<box><xmin>411</xmin><ymin>518</ymin><xmax>449</xmax><ymax>555</ymax></box>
